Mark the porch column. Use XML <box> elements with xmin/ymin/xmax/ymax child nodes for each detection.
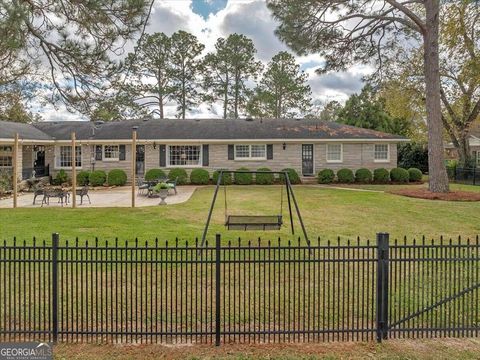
<box><xmin>71</xmin><ymin>132</ymin><xmax>77</xmax><ymax>208</ymax></box>
<box><xmin>132</xmin><ymin>129</ymin><xmax>137</xmax><ymax>208</ymax></box>
<box><xmin>13</xmin><ymin>133</ymin><xmax>18</xmax><ymax>208</ymax></box>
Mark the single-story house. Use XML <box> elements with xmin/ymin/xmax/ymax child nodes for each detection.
<box><xmin>444</xmin><ymin>123</ymin><xmax>480</xmax><ymax>166</ymax></box>
<box><xmin>0</xmin><ymin>118</ymin><xmax>409</xmax><ymax>182</ymax></box>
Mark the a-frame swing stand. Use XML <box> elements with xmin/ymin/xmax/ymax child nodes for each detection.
<box><xmin>200</xmin><ymin>170</ymin><xmax>310</xmax><ymax>248</ymax></box>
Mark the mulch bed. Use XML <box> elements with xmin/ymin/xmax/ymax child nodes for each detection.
<box><xmin>390</xmin><ymin>188</ymin><xmax>480</xmax><ymax>201</ymax></box>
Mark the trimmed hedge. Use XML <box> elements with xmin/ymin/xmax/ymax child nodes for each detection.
<box><xmin>355</xmin><ymin>168</ymin><xmax>373</xmax><ymax>183</ymax></box>
<box><xmin>234</xmin><ymin>167</ymin><xmax>253</xmax><ymax>185</ymax></box>
<box><xmin>53</xmin><ymin>170</ymin><xmax>69</xmax><ymax>186</ymax></box>
<box><xmin>373</xmin><ymin>168</ymin><xmax>390</xmax><ymax>183</ymax></box>
<box><xmin>107</xmin><ymin>169</ymin><xmax>127</xmax><ymax>186</ymax></box>
<box><xmin>89</xmin><ymin>170</ymin><xmax>107</xmax><ymax>187</ymax></box>
<box><xmin>168</xmin><ymin>168</ymin><xmax>189</xmax><ymax>185</ymax></box>
<box><xmin>408</xmin><ymin>168</ymin><xmax>423</xmax><ymax>182</ymax></box>
<box><xmin>256</xmin><ymin>167</ymin><xmax>275</xmax><ymax>185</ymax></box>
<box><xmin>190</xmin><ymin>169</ymin><xmax>210</xmax><ymax>185</ymax></box>
<box><xmin>279</xmin><ymin>168</ymin><xmax>301</xmax><ymax>184</ymax></box>
<box><xmin>336</xmin><ymin>168</ymin><xmax>354</xmax><ymax>183</ymax></box>
<box><xmin>390</xmin><ymin>167</ymin><xmax>409</xmax><ymax>183</ymax></box>
<box><xmin>145</xmin><ymin>168</ymin><xmax>166</xmax><ymax>181</ymax></box>
<box><xmin>77</xmin><ymin>171</ymin><xmax>90</xmax><ymax>186</ymax></box>
<box><xmin>212</xmin><ymin>169</ymin><xmax>232</xmax><ymax>185</ymax></box>
<box><xmin>317</xmin><ymin>169</ymin><xmax>335</xmax><ymax>184</ymax></box>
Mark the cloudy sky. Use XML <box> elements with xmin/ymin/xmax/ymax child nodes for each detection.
<box><xmin>41</xmin><ymin>0</ymin><xmax>371</xmax><ymax>121</ymax></box>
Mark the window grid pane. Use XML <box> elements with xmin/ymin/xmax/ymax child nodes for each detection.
<box><xmin>0</xmin><ymin>146</ymin><xmax>12</xmax><ymax>168</ymax></box>
<box><xmin>169</xmin><ymin>145</ymin><xmax>201</xmax><ymax>166</ymax></box>
<box><xmin>327</xmin><ymin>144</ymin><xmax>342</xmax><ymax>161</ymax></box>
<box><xmin>250</xmin><ymin>145</ymin><xmax>266</xmax><ymax>158</ymax></box>
<box><xmin>235</xmin><ymin>145</ymin><xmax>250</xmax><ymax>158</ymax></box>
<box><xmin>59</xmin><ymin>146</ymin><xmax>81</xmax><ymax>168</ymax></box>
<box><xmin>374</xmin><ymin>144</ymin><xmax>389</xmax><ymax>160</ymax></box>
<box><xmin>104</xmin><ymin>145</ymin><xmax>119</xmax><ymax>159</ymax></box>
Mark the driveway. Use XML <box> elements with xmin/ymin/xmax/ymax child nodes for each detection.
<box><xmin>0</xmin><ymin>186</ymin><xmax>198</xmax><ymax>208</ymax></box>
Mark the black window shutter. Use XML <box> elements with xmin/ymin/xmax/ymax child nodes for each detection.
<box><xmin>119</xmin><ymin>145</ymin><xmax>126</xmax><ymax>161</ymax></box>
<box><xmin>228</xmin><ymin>145</ymin><xmax>234</xmax><ymax>160</ymax></box>
<box><xmin>267</xmin><ymin>144</ymin><xmax>273</xmax><ymax>160</ymax></box>
<box><xmin>95</xmin><ymin>145</ymin><xmax>102</xmax><ymax>161</ymax></box>
<box><xmin>202</xmin><ymin>144</ymin><xmax>209</xmax><ymax>166</ymax></box>
<box><xmin>159</xmin><ymin>145</ymin><xmax>166</xmax><ymax>167</ymax></box>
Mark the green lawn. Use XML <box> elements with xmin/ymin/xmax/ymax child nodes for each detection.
<box><xmin>1</xmin><ymin>184</ymin><xmax>480</xmax><ymax>244</ymax></box>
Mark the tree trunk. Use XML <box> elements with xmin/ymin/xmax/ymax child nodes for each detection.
<box><xmin>423</xmin><ymin>0</ymin><xmax>449</xmax><ymax>192</ymax></box>
<box><xmin>223</xmin><ymin>73</ymin><xmax>228</xmax><ymax>119</ymax></box>
<box><xmin>458</xmin><ymin>130</ymin><xmax>471</xmax><ymax>167</ymax></box>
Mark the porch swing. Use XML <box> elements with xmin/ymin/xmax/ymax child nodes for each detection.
<box><xmin>200</xmin><ymin>170</ymin><xmax>310</xmax><ymax>248</ymax></box>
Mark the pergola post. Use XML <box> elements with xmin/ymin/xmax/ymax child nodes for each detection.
<box><xmin>71</xmin><ymin>132</ymin><xmax>77</xmax><ymax>208</ymax></box>
<box><xmin>12</xmin><ymin>133</ymin><xmax>19</xmax><ymax>208</ymax></box>
<box><xmin>131</xmin><ymin>129</ymin><xmax>137</xmax><ymax>208</ymax></box>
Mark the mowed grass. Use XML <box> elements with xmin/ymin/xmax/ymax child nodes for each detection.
<box><xmin>1</xmin><ymin>184</ymin><xmax>480</xmax><ymax>244</ymax></box>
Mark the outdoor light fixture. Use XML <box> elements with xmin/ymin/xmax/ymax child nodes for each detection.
<box><xmin>153</xmin><ymin>141</ymin><xmax>157</xmax><ymax>149</ymax></box>
<box><xmin>283</xmin><ymin>142</ymin><xmax>286</xmax><ymax>150</ymax></box>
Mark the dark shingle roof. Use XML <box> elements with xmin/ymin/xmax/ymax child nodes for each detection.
<box><xmin>0</xmin><ymin>121</ymin><xmax>52</xmax><ymax>140</ymax></box>
<box><xmin>32</xmin><ymin>118</ymin><xmax>408</xmax><ymax>141</ymax></box>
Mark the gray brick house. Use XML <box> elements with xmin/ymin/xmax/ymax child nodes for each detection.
<box><xmin>0</xmin><ymin>118</ymin><xmax>408</xmax><ymax>182</ymax></box>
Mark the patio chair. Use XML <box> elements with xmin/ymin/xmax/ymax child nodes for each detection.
<box><xmin>76</xmin><ymin>186</ymin><xmax>91</xmax><ymax>205</ymax></box>
<box><xmin>33</xmin><ymin>186</ymin><xmax>45</xmax><ymax>205</ymax></box>
<box><xmin>41</xmin><ymin>189</ymin><xmax>69</xmax><ymax>207</ymax></box>
<box><xmin>166</xmin><ymin>177</ymin><xmax>178</xmax><ymax>195</ymax></box>
<box><xmin>137</xmin><ymin>178</ymin><xmax>149</xmax><ymax>195</ymax></box>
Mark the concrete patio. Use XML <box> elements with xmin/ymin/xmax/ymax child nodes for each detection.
<box><xmin>0</xmin><ymin>186</ymin><xmax>199</xmax><ymax>208</ymax></box>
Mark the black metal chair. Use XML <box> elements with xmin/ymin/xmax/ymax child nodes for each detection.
<box><xmin>167</xmin><ymin>177</ymin><xmax>178</xmax><ymax>195</ymax></box>
<box><xmin>76</xmin><ymin>186</ymin><xmax>91</xmax><ymax>205</ymax></box>
<box><xmin>137</xmin><ymin>178</ymin><xmax>149</xmax><ymax>195</ymax></box>
<box><xmin>33</xmin><ymin>186</ymin><xmax>45</xmax><ymax>205</ymax></box>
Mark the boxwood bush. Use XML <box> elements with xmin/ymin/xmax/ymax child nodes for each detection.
<box><xmin>408</xmin><ymin>168</ymin><xmax>423</xmax><ymax>182</ymax></box>
<box><xmin>212</xmin><ymin>169</ymin><xmax>232</xmax><ymax>185</ymax></box>
<box><xmin>77</xmin><ymin>171</ymin><xmax>90</xmax><ymax>186</ymax></box>
<box><xmin>390</xmin><ymin>167</ymin><xmax>409</xmax><ymax>183</ymax></box>
<box><xmin>89</xmin><ymin>170</ymin><xmax>107</xmax><ymax>187</ymax></box>
<box><xmin>190</xmin><ymin>169</ymin><xmax>210</xmax><ymax>185</ymax></box>
<box><xmin>255</xmin><ymin>167</ymin><xmax>275</xmax><ymax>185</ymax></box>
<box><xmin>317</xmin><ymin>169</ymin><xmax>335</xmax><ymax>184</ymax></box>
<box><xmin>355</xmin><ymin>168</ymin><xmax>373</xmax><ymax>183</ymax></box>
<box><xmin>336</xmin><ymin>168</ymin><xmax>355</xmax><ymax>183</ymax></box>
<box><xmin>144</xmin><ymin>168</ymin><xmax>166</xmax><ymax>181</ymax></box>
<box><xmin>279</xmin><ymin>168</ymin><xmax>301</xmax><ymax>184</ymax></box>
<box><xmin>107</xmin><ymin>169</ymin><xmax>127</xmax><ymax>186</ymax></box>
<box><xmin>53</xmin><ymin>170</ymin><xmax>69</xmax><ymax>185</ymax></box>
<box><xmin>373</xmin><ymin>168</ymin><xmax>390</xmax><ymax>183</ymax></box>
<box><xmin>168</xmin><ymin>168</ymin><xmax>188</xmax><ymax>185</ymax></box>
<box><xmin>234</xmin><ymin>167</ymin><xmax>253</xmax><ymax>185</ymax></box>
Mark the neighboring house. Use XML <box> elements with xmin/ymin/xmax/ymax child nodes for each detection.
<box><xmin>445</xmin><ymin>124</ymin><xmax>480</xmax><ymax>166</ymax></box>
<box><xmin>0</xmin><ymin>118</ymin><xmax>409</xmax><ymax>182</ymax></box>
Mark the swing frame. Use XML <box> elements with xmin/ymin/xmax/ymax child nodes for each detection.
<box><xmin>200</xmin><ymin>170</ymin><xmax>310</xmax><ymax>248</ymax></box>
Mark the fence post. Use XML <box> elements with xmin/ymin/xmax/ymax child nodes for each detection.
<box><xmin>474</xmin><ymin>168</ymin><xmax>476</xmax><ymax>186</ymax></box>
<box><xmin>215</xmin><ymin>234</ymin><xmax>221</xmax><ymax>346</ymax></box>
<box><xmin>51</xmin><ymin>233</ymin><xmax>59</xmax><ymax>343</ymax></box>
<box><xmin>376</xmin><ymin>232</ymin><xmax>389</xmax><ymax>343</ymax></box>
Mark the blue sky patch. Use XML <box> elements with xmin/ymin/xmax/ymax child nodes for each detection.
<box><xmin>191</xmin><ymin>0</ymin><xmax>228</xmax><ymax>19</ymax></box>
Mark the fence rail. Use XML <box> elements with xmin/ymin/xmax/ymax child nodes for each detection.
<box><xmin>0</xmin><ymin>234</ymin><xmax>478</xmax><ymax>345</ymax></box>
<box><xmin>454</xmin><ymin>167</ymin><xmax>479</xmax><ymax>186</ymax></box>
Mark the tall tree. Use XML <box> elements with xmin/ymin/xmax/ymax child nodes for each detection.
<box><xmin>203</xmin><ymin>34</ymin><xmax>262</xmax><ymax>119</ymax></box>
<box><xmin>170</xmin><ymin>31</ymin><xmax>205</xmax><ymax>119</ymax></box>
<box><xmin>0</xmin><ymin>0</ymin><xmax>152</xmax><ymax>113</ymax></box>
<box><xmin>124</xmin><ymin>33</ymin><xmax>175</xmax><ymax>119</ymax></box>
<box><xmin>247</xmin><ymin>51</ymin><xmax>311</xmax><ymax>118</ymax></box>
<box><xmin>268</xmin><ymin>0</ymin><xmax>450</xmax><ymax>192</ymax></box>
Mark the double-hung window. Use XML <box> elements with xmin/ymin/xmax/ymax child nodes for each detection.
<box><xmin>234</xmin><ymin>144</ymin><xmax>266</xmax><ymax>160</ymax></box>
<box><xmin>326</xmin><ymin>144</ymin><xmax>342</xmax><ymax>163</ymax></box>
<box><xmin>374</xmin><ymin>144</ymin><xmax>390</xmax><ymax>162</ymax></box>
<box><xmin>103</xmin><ymin>145</ymin><xmax>120</xmax><ymax>161</ymax></box>
<box><xmin>168</xmin><ymin>145</ymin><xmax>202</xmax><ymax>167</ymax></box>
<box><xmin>56</xmin><ymin>146</ymin><xmax>82</xmax><ymax>168</ymax></box>
<box><xmin>0</xmin><ymin>146</ymin><xmax>13</xmax><ymax>168</ymax></box>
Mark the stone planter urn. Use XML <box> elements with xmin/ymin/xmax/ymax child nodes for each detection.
<box><xmin>158</xmin><ymin>189</ymin><xmax>169</xmax><ymax>205</ymax></box>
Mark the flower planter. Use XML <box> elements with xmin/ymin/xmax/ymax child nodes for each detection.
<box><xmin>158</xmin><ymin>189</ymin><xmax>169</xmax><ymax>205</ymax></box>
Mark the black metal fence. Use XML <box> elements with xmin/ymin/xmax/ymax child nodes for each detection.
<box><xmin>454</xmin><ymin>167</ymin><xmax>479</xmax><ymax>185</ymax></box>
<box><xmin>0</xmin><ymin>234</ymin><xmax>478</xmax><ymax>345</ymax></box>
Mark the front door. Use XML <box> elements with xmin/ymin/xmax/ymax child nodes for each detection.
<box><xmin>136</xmin><ymin>145</ymin><xmax>145</xmax><ymax>176</ymax></box>
<box><xmin>302</xmin><ymin>144</ymin><xmax>314</xmax><ymax>176</ymax></box>
<box><xmin>33</xmin><ymin>146</ymin><xmax>46</xmax><ymax>176</ymax></box>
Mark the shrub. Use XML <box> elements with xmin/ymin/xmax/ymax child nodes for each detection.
<box><xmin>89</xmin><ymin>170</ymin><xmax>107</xmax><ymax>187</ymax></box>
<box><xmin>77</xmin><ymin>171</ymin><xmax>90</xmax><ymax>186</ymax></box>
<box><xmin>355</xmin><ymin>168</ymin><xmax>373</xmax><ymax>183</ymax></box>
<box><xmin>373</xmin><ymin>168</ymin><xmax>390</xmax><ymax>183</ymax></box>
<box><xmin>336</xmin><ymin>168</ymin><xmax>354</xmax><ymax>183</ymax></box>
<box><xmin>168</xmin><ymin>168</ymin><xmax>188</xmax><ymax>185</ymax></box>
<box><xmin>234</xmin><ymin>167</ymin><xmax>253</xmax><ymax>185</ymax></box>
<box><xmin>279</xmin><ymin>168</ymin><xmax>301</xmax><ymax>184</ymax></box>
<box><xmin>107</xmin><ymin>169</ymin><xmax>127</xmax><ymax>186</ymax></box>
<box><xmin>408</xmin><ymin>168</ymin><xmax>423</xmax><ymax>182</ymax></box>
<box><xmin>390</xmin><ymin>167</ymin><xmax>409</xmax><ymax>183</ymax></box>
<box><xmin>446</xmin><ymin>160</ymin><xmax>458</xmax><ymax>180</ymax></box>
<box><xmin>212</xmin><ymin>169</ymin><xmax>232</xmax><ymax>185</ymax></box>
<box><xmin>256</xmin><ymin>167</ymin><xmax>275</xmax><ymax>185</ymax></box>
<box><xmin>398</xmin><ymin>142</ymin><xmax>429</xmax><ymax>173</ymax></box>
<box><xmin>317</xmin><ymin>169</ymin><xmax>335</xmax><ymax>184</ymax></box>
<box><xmin>53</xmin><ymin>169</ymin><xmax>69</xmax><ymax>185</ymax></box>
<box><xmin>145</xmin><ymin>168</ymin><xmax>166</xmax><ymax>181</ymax></box>
<box><xmin>190</xmin><ymin>169</ymin><xmax>210</xmax><ymax>185</ymax></box>
<box><xmin>0</xmin><ymin>170</ymin><xmax>12</xmax><ymax>194</ymax></box>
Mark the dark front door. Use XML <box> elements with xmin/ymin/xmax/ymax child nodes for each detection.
<box><xmin>302</xmin><ymin>144</ymin><xmax>314</xmax><ymax>176</ymax></box>
<box><xmin>33</xmin><ymin>146</ymin><xmax>47</xmax><ymax>176</ymax></box>
<box><xmin>136</xmin><ymin>145</ymin><xmax>145</xmax><ymax>176</ymax></box>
